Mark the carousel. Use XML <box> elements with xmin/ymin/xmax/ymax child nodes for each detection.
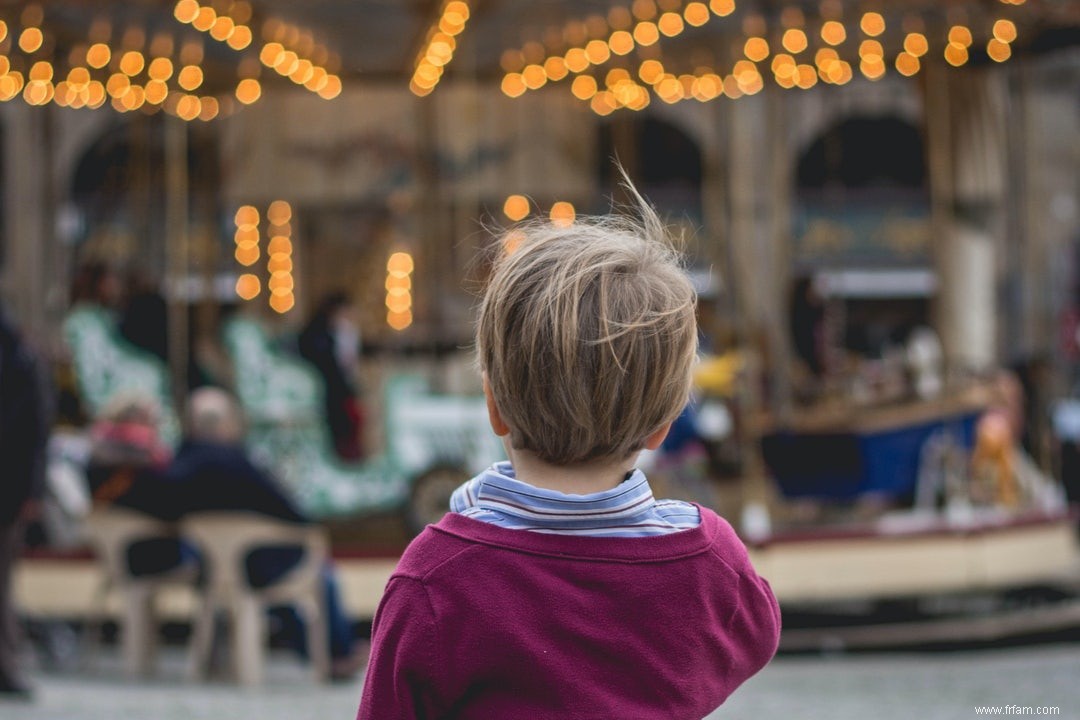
<box><xmin>3</xmin><ymin>0</ymin><xmax>1078</xmax><ymax>647</ymax></box>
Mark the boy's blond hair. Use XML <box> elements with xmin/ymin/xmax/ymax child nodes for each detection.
<box><xmin>477</xmin><ymin>192</ymin><xmax>698</xmax><ymax>466</ymax></box>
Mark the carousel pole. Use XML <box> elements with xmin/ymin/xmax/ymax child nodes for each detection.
<box><xmin>726</xmin><ymin>86</ymin><xmax>781</xmax><ymax>541</ymax></box>
<box><xmin>165</xmin><ymin>116</ymin><xmax>190</xmax><ymax>414</ymax></box>
<box><xmin>926</xmin><ymin>62</ymin><xmax>1003</xmax><ymax>380</ymax></box>
<box><xmin>767</xmin><ymin>84</ymin><xmax>794</xmax><ymax>426</ymax></box>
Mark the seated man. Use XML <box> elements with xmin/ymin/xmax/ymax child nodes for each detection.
<box><xmin>168</xmin><ymin>387</ymin><xmax>365</xmax><ymax>680</ymax></box>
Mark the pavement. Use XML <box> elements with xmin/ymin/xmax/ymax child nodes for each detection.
<box><xmin>2</xmin><ymin>641</ymin><xmax>1079</xmax><ymax>719</ymax></box>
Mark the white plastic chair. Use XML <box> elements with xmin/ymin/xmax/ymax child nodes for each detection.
<box><xmin>180</xmin><ymin>512</ymin><xmax>330</xmax><ymax>686</ymax></box>
<box><xmin>82</xmin><ymin>506</ymin><xmax>195</xmax><ymax>677</ymax></box>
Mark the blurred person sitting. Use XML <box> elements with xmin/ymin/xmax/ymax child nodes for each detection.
<box><xmin>0</xmin><ymin>305</ymin><xmax>50</xmax><ymax>701</ymax></box>
<box><xmin>168</xmin><ymin>387</ymin><xmax>365</xmax><ymax>680</ymax></box>
<box><xmin>298</xmin><ymin>292</ymin><xmax>364</xmax><ymax>460</ymax></box>
<box><xmin>85</xmin><ymin>395</ymin><xmax>190</xmax><ymax>577</ymax></box>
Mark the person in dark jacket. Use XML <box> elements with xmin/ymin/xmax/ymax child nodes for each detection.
<box><xmin>0</xmin><ymin>307</ymin><xmax>50</xmax><ymax>700</ymax></box>
<box><xmin>167</xmin><ymin>387</ymin><xmax>365</xmax><ymax>680</ymax></box>
<box><xmin>118</xmin><ymin>268</ymin><xmax>169</xmax><ymax>363</ymax></box>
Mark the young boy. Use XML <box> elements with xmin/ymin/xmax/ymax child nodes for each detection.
<box><xmin>358</xmin><ymin>193</ymin><xmax>780</xmax><ymax>719</ymax></box>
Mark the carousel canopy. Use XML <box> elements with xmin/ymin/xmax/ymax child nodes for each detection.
<box><xmin>0</xmin><ymin>0</ymin><xmax>1072</xmax><ymax>119</ymax></box>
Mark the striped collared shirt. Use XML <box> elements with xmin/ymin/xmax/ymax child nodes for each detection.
<box><xmin>449</xmin><ymin>461</ymin><xmax>700</xmax><ymax>537</ymax></box>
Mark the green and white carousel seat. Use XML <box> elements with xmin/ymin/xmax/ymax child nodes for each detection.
<box><xmin>222</xmin><ymin>317</ymin><xmax>502</xmax><ymax>520</ymax></box>
<box><xmin>62</xmin><ymin>305</ymin><xmax>180</xmax><ymax>445</ymax></box>
<box><xmin>222</xmin><ymin>317</ymin><xmax>401</xmax><ymax>518</ymax></box>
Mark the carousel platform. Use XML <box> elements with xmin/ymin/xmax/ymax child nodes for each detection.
<box><xmin>16</xmin><ymin>509</ymin><xmax>1079</xmax><ymax>650</ymax></box>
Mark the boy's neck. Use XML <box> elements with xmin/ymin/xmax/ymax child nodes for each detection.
<box><xmin>507</xmin><ymin>447</ymin><xmax>637</xmax><ymax>495</ymax></box>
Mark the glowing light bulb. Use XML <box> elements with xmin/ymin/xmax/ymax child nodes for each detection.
<box><xmin>268</xmin><ymin>273</ymin><xmax>294</xmax><ymax>292</ymax></box>
<box><xmin>228</xmin><ymin>25</ymin><xmax>253</xmax><ymax>50</ymax></box>
<box><xmin>948</xmin><ymin>25</ymin><xmax>973</xmax><ymax>48</ymax></box>
<box><xmin>710</xmin><ymin>0</ymin><xmax>735</xmax><ymax>17</ymax></box>
<box><xmin>608</xmin><ymin>30</ymin><xmax>635</xmax><ymax>55</ymax></box>
<box><xmin>565</xmin><ymin>48</ymin><xmax>590</xmax><ymax>72</ymax></box>
<box><xmin>503</xmin><ymin>194</ymin><xmax>530</xmax><ymax>221</ymax></box>
<box><xmin>571</xmin><ymin>74</ymin><xmax>598</xmax><ymax>100</ymax></box>
<box><xmin>638</xmin><ymin>60</ymin><xmax>665</xmax><ymax>85</ymax></box>
<box><xmin>268</xmin><ymin>236</ymin><xmax>293</xmax><ymax>256</ymax></box>
<box><xmin>544</xmin><ymin>56</ymin><xmax>568</xmax><ymax>81</ymax></box>
<box><xmin>500</xmin><ymin>73</ymin><xmax>525</xmax><ymax>97</ymax></box>
<box><xmin>633</xmin><ymin>22</ymin><xmax>660</xmax><ymax>47</ymax></box>
<box><xmin>684</xmin><ymin>2</ymin><xmax>710</xmax><ymax>27</ymax></box>
<box><xmin>903</xmin><ymin>32</ymin><xmax>928</xmax><ymax>57</ymax></box>
<box><xmin>820</xmin><ymin>20</ymin><xmax>846</xmax><ymax>46</ymax></box>
<box><xmin>178</xmin><ymin>64</ymin><xmax>203</xmax><ymax>90</ymax></box>
<box><xmin>176</xmin><ymin>94</ymin><xmax>202</xmax><ymax>120</ymax></box>
<box><xmin>782</xmin><ymin>28</ymin><xmax>808</xmax><ymax>54</ymax></box>
<box><xmin>87</xmin><ymin>43</ymin><xmax>111</xmax><ymax>69</ymax></box>
<box><xmin>267</xmin><ymin>200</ymin><xmax>292</xmax><ymax>225</ymax></box>
<box><xmin>550</xmin><ymin>201</ymin><xmax>576</xmax><ymax>227</ymax></box>
<box><xmin>584</xmin><ymin>39</ymin><xmax>610</xmax><ymax>65</ymax></box>
<box><xmin>235</xmin><ymin>245</ymin><xmax>260</xmax><ymax>266</ymax></box>
<box><xmin>657</xmin><ymin>12</ymin><xmax>685</xmax><ymax>37</ymax></box>
<box><xmin>236</xmin><ymin>273</ymin><xmax>261</xmax><ymax>300</ymax></box>
<box><xmin>993</xmin><ymin>19</ymin><xmax>1017</xmax><ymax>43</ymax></box>
<box><xmin>387</xmin><ymin>309</ymin><xmax>412</xmax><ymax>330</ymax></box>
<box><xmin>860</xmin><ymin>12</ymin><xmax>885</xmax><ymax>37</ymax></box>
<box><xmin>744</xmin><ymin>36</ymin><xmax>769</xmax><ymax>62</ymax></box>
<box><xmin>522</xmin><ymin>64</ymin><xmax>547</xmax><ymax>90</ymax></box>
<box><xmin>235</xmin><ymin>205</ymin><xmax>259</xmax><ymax>228</ymax></box>
<box><xmin>944</xmin><ymin>42</ymin><xmax>968</xmax><ymax>66</ymax></box>
<box><xmin>174</xmin><ymin>0</ymin><xmax>199</xmax><ymax>24</ymax></box>
<box><xmin>235</xmin><ymin>78</ymin><xmax>261</xmax><ymax>104</ymax></box>
<box><xmin>120</xmin><ymin>51</ymin><xmax>145</xmax><ymax>77</ymax></box>
<box><xmin>387</xmin><ymin>252</ymin><xmax>414</xmax><ymax>277</ymax></box>
<box><xmin>987</xmin><ymin>38</ymin><xmax>1011</xmax><ymax>62</ymax></box>
<box><xmin>317</xmin><ymin>75</ymin><xmax>341</xmax><ymax>100</ymax></box>
<box><xmin>895</xmin><ymin>52</ymin><xmax>920</xmax><ymax>76</ymax></box>
<box><xmin>268</xmin><ymin>256</ymin><xmax>293</xmax><ymax>273</ymax></box>
<box><xmin>29</xmin><ymin>61</ymin><xmax>52</xmax><ymax>82</ymax></box>
<box><xmin>210</xmin><ymin>16</ymin><xmax>235</xmax><ymax>42</ymax></box>
<box><xmin>270</xmin><ymin>293</ymin><xmax>295</xmax><ymax>314</ymax></box>
<box><xmin>192</xmin><ymin>6</ymin><xmax>216</xmax><ymax>32</ymax></box>
<box><xmin>19</xmin><ymin>27</ymin><xmax>44</xmax><ymax>54</ymax></box>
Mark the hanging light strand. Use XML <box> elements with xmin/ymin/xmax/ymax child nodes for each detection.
<box><xmin>411</xmin><ymin>1</ymin><xmax>471</xmax><ymax>96</ymax></box>
<box><xmin>258</xmin><ymin>15</ymin><xmax>342</xmax><ymax>100</ymax></box>
<box><xmin>501</xmin><ymin>0</ymin><xmax>737</xmax><ymax>98</ymax></box>
<box><xmin>557</xmin><ymin>4</ymin><xmax>1026</xmax><ymax>115</ymax></box>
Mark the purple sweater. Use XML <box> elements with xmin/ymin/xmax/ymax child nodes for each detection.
<box><xmin>357</xmin><ymin>507</ymin><xmax>780</xmax><ymax>720</ymax></box>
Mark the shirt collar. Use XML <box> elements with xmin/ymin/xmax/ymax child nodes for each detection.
<box><xmin>473</xmin><ymin>461</ymin><xmax>658</xmax><ymax>527</ymax></box>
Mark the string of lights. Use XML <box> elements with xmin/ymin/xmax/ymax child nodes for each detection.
<box><xmin>0</xmin><ymin>1</ymin><xmax>344</xmax><ymax>120</ymax></box>
<box><xmin>497</xmin><ymin>0</ymin><xmax>1029</xmax><ymax>115</ymax></box>
<box><xmin>234</xmin><ymin>200</ymin><xmax>296</xmax><ymax>315</ymax></box>
<box><xmin>410</xmin><ymin>1</ymin><xmax>471</xmax><ymax>96</ymax></box>
<box><xmin>385</xmin><ymin>251</ymin><xmax>415</xmax><ymax>331</ymax></box>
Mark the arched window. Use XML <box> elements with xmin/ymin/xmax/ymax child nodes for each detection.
<box><xmin>596</xmin><ymin>116</ymin><xmax>702</xmax><ymax>222</ymax></box>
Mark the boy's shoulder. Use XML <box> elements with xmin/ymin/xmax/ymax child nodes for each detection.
<box><xmin>391</xmin><ymin>517</ymin><xmax>482</xmax><ymax>581</ymax></box>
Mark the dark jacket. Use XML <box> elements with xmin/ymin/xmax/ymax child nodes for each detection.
<box><xmin>164</xmin><ymin>439</ymin><xmax>307</xmax><ymax>523</ymax></box>
<box><xmin>0</xmin><ymin>311</ymin><xmax>50</xmax><ymax>524</ymax></box>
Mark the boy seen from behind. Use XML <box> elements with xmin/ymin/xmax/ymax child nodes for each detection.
<box><xmin>358</xmin><ymin>188</ymin><xmax>780</xmax><ymax>719</ymax></box>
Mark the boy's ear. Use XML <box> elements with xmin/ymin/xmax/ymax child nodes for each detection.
<box><xmin>482</xmin><ymin>373</ymin><xmax>511</xmax><ymax>437</ymax></box>
<box><xmin>643</xmin><ymin>422</ymin><xmax>673</xmax><ymax>451</ymax></box>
